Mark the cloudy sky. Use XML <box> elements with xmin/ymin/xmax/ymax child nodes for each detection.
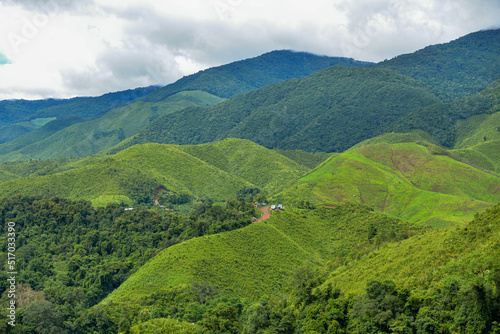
<box><xmin>0</xmin><ymin>0</ymin><xmax>499</xmax><ymax>100</ymax></box>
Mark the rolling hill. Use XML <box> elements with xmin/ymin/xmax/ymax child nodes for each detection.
<box><xmin>102</xmin><ymin>204</ymin><xmax>417</xmax><ymax>305</ymax></box>
<box><xmin>0</xmin><ymin>91</ymin><xmax>224</xmax><ymax>162</ymax></box>
<box><xmin>274</xmin><ymin>137</ymin><xmax>500</xmax><ymax>227</ymax></box>
<box><xmin>0</xmin><ymin>139</ymin><xmax>310</xmax><ymax>207</ymax></box>
<box><xmin>0</xmin><ymin>51</ymin><xmax>368</xmax><ymax>163</ymax></box>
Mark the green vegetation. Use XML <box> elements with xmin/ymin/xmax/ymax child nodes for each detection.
<box><xmin>0</xmin><ymin>86</ymin><xmax>158</xmax><ymax>144</ymax></box>
<box><xmin>273</xmin><ymin>148</ymin><xmax>334</xmax><ymax>169</ymax></box>
<box><xmin>0</xmin><ymin>195</ymin><xmax>256</xmax><ymax>332</ymax></box>
<box><xmin>380</xmin><ymin>28</ymin><xmax>500</xmax><ymax>101</ymax></box>
<box><xmin>0</xmin><ymin>139</ymin><xmax>310</xmax><ymax>207</ymax></box>
<box><xmin>117</xmin><ymin>66</ymin><xmax>439</xmax><ymax>153</ymax></box>
<box><xmin>388</xmin><ymin>79</ymin><xmax>500</xmax><ymax>149</ymax></box>
<box><xmin>275</xmin><ymin>141</ymin><xmax>500</xmax><ymax>226</ymax></box>
<box><xmin>141</xmin><ymin>50</ymin><xmax>372</xmax><ymax>102</ymax></box>
<box><xmin>0</xmin><ymin>91</ymin><xmax>224</xmax><ymax>162</ymax></box>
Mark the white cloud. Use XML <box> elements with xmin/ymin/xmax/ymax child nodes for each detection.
<box><xmin>0</xmin><ymin>0</ymin><xmax>498</xmax><ymax>100</ymax></box>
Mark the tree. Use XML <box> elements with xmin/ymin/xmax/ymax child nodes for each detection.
<box><xmin>22</xmin><ymin>301</ymin><xmax>65</xmax><ymax>334</ymax></box>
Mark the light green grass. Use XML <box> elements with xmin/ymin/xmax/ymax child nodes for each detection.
<box><xmin>275</xmin><ymin>141</ymin><xmax>500</xmax><ymax>226</ymax></box>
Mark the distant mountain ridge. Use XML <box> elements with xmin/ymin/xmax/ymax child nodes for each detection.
<box><xmin>0</xmin><ymin>85</ymin><xmax>159</xmax><ymax>144</ymax></box>
<box><xmin>140</xmin><ymin>50</ymin><xmax>373</xmax><ymax>102</ymax></box>
<box><xmin>379</xmin><ymin>28</ymin><xmax>500</xmax><ymax>102</ymax></box>
<box><xmin>0</xmin><ymin>50</ymin><xmax>367</xmax><ymax>162</ymax></box>
<box><xmin>107</xmin><ymin>66</ymin><xmax>440</xmax><ymax>154</ymax></box>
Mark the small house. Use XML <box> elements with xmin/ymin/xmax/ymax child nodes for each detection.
<box><xmin>271</xmin><ymin>205</ymin><xmax>276</xmax><ymax>210</ymax></box>
<box><xmin>277</xmin><ymin>204</ymin><xmax>284</xmax><ymax>210</ymax></box>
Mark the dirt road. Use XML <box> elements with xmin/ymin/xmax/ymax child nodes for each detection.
<box><xmin>255</xmin><ymin>206</ymin><xmax>271</xmax><ymax>222</ymax></box>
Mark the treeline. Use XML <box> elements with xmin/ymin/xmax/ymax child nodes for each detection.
<box><xmin>0</xmin><ymin>195</ymin><xmax>256</xmax><ymax>332</ymax></box>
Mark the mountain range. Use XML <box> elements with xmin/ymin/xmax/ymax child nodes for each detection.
<box><xmin>0</xmin><ymin>28</ymin><xmax>499</xmax><ymax>333</ymax></box>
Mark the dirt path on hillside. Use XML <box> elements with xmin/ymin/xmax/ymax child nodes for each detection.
<box><xmin>255</xmin><ymin>206</ymin><xmax>271</xmax><ymax>222</ymax></box>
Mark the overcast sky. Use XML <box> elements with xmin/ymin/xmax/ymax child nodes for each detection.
<box><xmin>0</xmin><ymin>0</ymin><xmax>499</xmax><ymax>100</ymax></box>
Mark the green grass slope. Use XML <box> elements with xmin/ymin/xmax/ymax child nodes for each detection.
<box><xmin>0</xmin><ymin>139</ymin><xmax>310</xmax><ymax>206</ymax></box>
<box><xmin>103</xmin><ymin>205</ymin><xmax>415</xmax><ymax>305</ymax></box>
<box><xmin>0</xmin><ymin>91</ymin><xmax>223</xmax><ymax>162</ymax></box>
<box><xmin>113</xmin><ymin>66</ymin><xmax>439</xmax><ymax>154</ymax></box>
<box><xmin>323</xmin><ymin>202</ymin><xmax>500</xmax><ymax>296</ymax></box>
<box><xmin>275</xmin><ymin>141</ymin><xmax>500</xmax><ymax>226</ymax></box>
<box><xmin>176</xmin><ymin>139</ymin><xmax>310</xmax><ymax>194</ymax></box>
<box><xmin>0</xmin><ymin>117</ymin><xmax>86</xmax><ymax>156</ymax></box>
<box><xmin>379</xmin><ymin>28</ymin><xmax>500</xmax><ymax>102</ymax></box>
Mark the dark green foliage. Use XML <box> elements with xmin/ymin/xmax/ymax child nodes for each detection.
<box><xmin>141</xmin><ymin>50</ymin><xmax>372</xmax><ymax>102</ymax></box>
<box><xmin>123</xmin><ymin>66</ymin><xmax>439</xmax><ymax>153</ymax></box>
<box><xmin>388</xmin><ymin>80</ymin><xmax>500</xmax><ymax>148</ymax></box>
<box><xmin>21</xmin><ymin>301</ymin><xmax>66</xmax><ymax>334</ymax></box>
<box><xmin>0</xmin><ymin>195</ymin><xmax>255</xmax><ymax>331</ymax></box>
<box><xmin>379</xmin><ymin>28</ymin><xmax>500</xmax><ymax>102</ymax></box>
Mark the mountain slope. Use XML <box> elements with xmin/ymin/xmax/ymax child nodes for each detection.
<box><xmin>0</xmin><ymin>139</ymin><xmax>309</xmax><ymax>206</ymax></box>
<box><xmin>0</xmin><ymin>86</ymin><xmax>158</xmax><ymax>144</ymax></box>
<box><xmin>108</xmin><ymin>66</ymin><xmax>440</xmax><ymax>154</ymax></box>
<box><xmin>379</xmin><ymin>28</ymin><xmax>500</xmax><ymax>102</ymax></box>
<box><xmin>388</xmin><ymin>80</ymin><xmax>500</xmax><ymax>148</ymax></box>
<box><xmin>140</xmin><ymin>50</ymin><xmax>373</xmax><ymax>102</ymax></box>
<box><xmin>274</xmin><ymin>139</ymin><xmax>500</xmax><ymax>226</ymax></box>
<box><xmin>0</xmin><ymin>51</ymin><xmax>369</xmax><ymax>163</ymax></box>
<box><xmin>323</xmin><ymin>202</ymin><xmax>500</xmax><ymax>296</ymax></box>
<box><xmin>103</xmin><ymin>204</ymin><xmax>415</xmax><ymax>305</ymax></box>
<box><xmin>0</xmin><ymin>91</ymin><xmax>224</xmax><ymax>162</ymax></box>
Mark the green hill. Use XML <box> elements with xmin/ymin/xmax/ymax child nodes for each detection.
<box><xmin>388</xmin><ymin>80</ymin><xmax>500</xmax><ymax>148</ymax></box>
<box><xmin>274</xmin><ymin>139</ymin><xmax>500</xmax><ymax>226</ymax></box>
<box><xmin>323</xmin><ymin>202</ymin><xmax>500</xmax><ymax>297</ymax></box>
<box><xmin>110</xmin><ymin>66</ymin><xmax>439</xmax><ymax>154</ymax></box>
<box><xmin>0</xmin><ymin>139</ymin><xmax>309</xmax><ymax>206</ymax></box>
<box><xmin>0</xmin><ymin>51</ymin><xmax>365</xmax><ymax>163</ymax></box>
<box><xmin>103</xmin><ymin>204</ymin><xmax>416</xmax><ymax>305</ymax></box>
<box><xmin>0</xmin><ymin>91</ymin><xmax>224</xmax><ymax>162</ymax></box>
<box><xmin>379</xmin><ymin>28</ymin><xmax>500</xmax><ymax>102</ymax></box>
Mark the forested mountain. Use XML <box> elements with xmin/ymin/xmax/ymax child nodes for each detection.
<box><xmin>140</xmin><ymin>50</ymin><xmax>372</xmax><ymax>102</ymax></box>
<box><xmin>379</xmin><ymin>28</ymin><xmax>500</xmax><ymax>102</ymax></box>
<box><xmin>0</xmin><ymin>86</ymin><xmax>159</xmax><ymax>144</ymax></box>
<box><xmin>108</xmin><ymin>66</ymin><xmax>440</xmax><ymax>154</ymax></box>
<box><xmin>0</xmin><ymin>91</ymin><xmax>224</xmax><ymax>162</ymax></box>
<box><xmin>0</xmin><ymin>51</ymin><xmax>365</xmax><ymax>162</ymax></box>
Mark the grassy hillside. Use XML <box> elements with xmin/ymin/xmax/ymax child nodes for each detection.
<box><xmin>0</xmin><ymin>91</ymin><xmax>224</xmax><ymax>162</ymax></box>
<box><xmin>0</xmin><ymin>139</ymin><xmax>309</xmax><ymax>206</ymax></box>
<box><xmin>275</xmin><ymin>141</ymin><xmax>500</xmax><ymax>226</ymax></box>
<box><xmin>112</xmin><ymin>66</ymin><xmax>439</xmax><ymax>154</ymax></box>
<box><xmin>379</xmin><ymin>28</ymin><xmax>500</xmax><ymax>102</ymax></box>
<box><xmin>103</xmin><ymin>204</ymin><xmax>415</xmax><ymax>305</ymax></box>
<box><xmin>176</xmin><ymin>139</ymin><xmax>310</xmax><ymax>194</ymax></box>
<box><xmin>323</xmin><ymin>203</ymin><xmax>500</xmax><ymax>297</ymax></box>
<box><xmin>272</xmin><ymin>148</ymin><xmax>334</xmax><ymax>169</ymax></box>
<box><xmin>141</xmin><ymin>50</ymin><xmax>372</xmax><ymax>102</ymax></box>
